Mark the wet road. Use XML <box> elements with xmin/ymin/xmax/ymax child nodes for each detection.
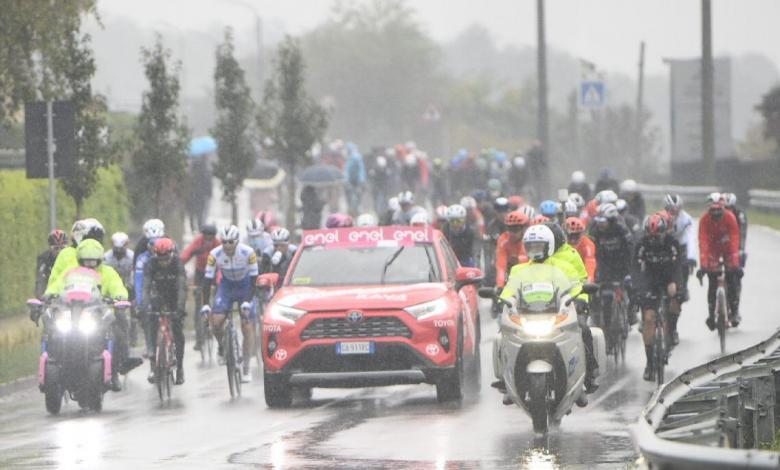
<box><xmin>2</xmin><ymin>225</ymin><xmax>779</xmax><ymax>469</ymax></box>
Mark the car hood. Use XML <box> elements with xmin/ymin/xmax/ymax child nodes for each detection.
<box><xmin>274</xmin><ymin>283</ymin><xmax>449</xmax><ymax>311</ymax></box>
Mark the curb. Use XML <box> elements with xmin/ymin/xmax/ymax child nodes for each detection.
<box><xmin>0</xmin><ymin>375</ymin><xmax>35</xmax><ymax>397</ymax></box>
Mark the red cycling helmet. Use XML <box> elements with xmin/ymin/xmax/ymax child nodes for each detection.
<box><xmin>531</xmin><ymin>215</ymin><xmax>550</xmax><ymax>225</ymax></box>
<box><xmin>507</xmin><ymin>195</ymin><xmax>524</xmax><ymax>210</ymax></box>
<box><xmin>325</xmin><ymin>213</ymin><xmax>354</xmax><ymax>228</ymax></box>
<box><xmin>152</xmin><ymin>237</ymin><xmax>176</xmax><ymax>257</ymax></box>
<box><xmin>504</xmin><ymin>210</ymin><xmax>530</xmax><ymax>227</ymax></box>
<box><xmin>48</xmin><ymin>229</ymin><xmax>68</xmax><ymax>247</ymax></box>
<box><xmin>644</xmin><ymin>213</ymin><xmax>667</xmax><ymax>236</ymax></box>
<box><xmin>564</xmin><ymin>217</ymin><xmax>586</xmax><ymax>235</ymax></box>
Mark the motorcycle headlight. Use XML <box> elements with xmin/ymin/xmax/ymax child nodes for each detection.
<box><xmin>513</xmin><ymin>316</ymin><xmax>556</xmax><ymax>337</ymax></box>
<box><xmin>79</xmin><ymin>314</ymin><xmax>98</xmax><ymax>335</ymax></box>
<box><xmin>404</xmin><ymin>297</ymin><xmax>448</xmax><ymax>320</ymax></box>
<box><xmin>55</xmin><ymin>310</ymin><xmax>72</xmax><ymax>333</ymax></box>
<box><xmin>268</xmin><ymin>303</ymin><xmax>306</xmax><ymax>324</ymax></box>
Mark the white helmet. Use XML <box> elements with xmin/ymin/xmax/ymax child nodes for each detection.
<box><xmin>71</xmin><ymin>219</ymin><xmax>89</xmax><ymax>244</ymax></box>
<box><xmin>404</xmin><ymin>153</ymin><xmax>417</xmax><ymax>167</ymax></box>
<box><xmin>81</xmin><ymin>218</ymin><xmax>105</xmax><ymax>242</ymax></box>
<box><xmin>271</xmin><ymin>227</ymin><xmax>291</xmax><ymax>243</ymax></box>
<box><xmin>523</xmin><ymin>224</ymin><xmax>555</xmax><ymax>261</ymax></box>
<box><xmin>246</xmin><ymin>218</ymin><xmax>265</xmax><ymax>237</ymax></box>
<box><xmin>722</xmin><ymin>192</ymin><xmax>737</xmax><ymax>208</ymax></box>
<box><xmin>460</xmin><ymin>196</ymin><xmax>477</xmax><ymax>209</ymax></box>
<box><xmin>447</xmin><ymin>204</ymin><xmax>467</xmax><ymax>220</ymax></box>
<box><xmin>664</xmin><ymin>194</ymin><xmax>683</xmax><ymax>212</ymax></box>
<box><xmin>595</xmin><ymin>190</ymin><xmax>618</xmax><ymax>205</ymax></box>
<box><xmin>571</xmin><ymin>171</ymin><xmax>586</xmax><ymax>184</ymax></box>
<box><xmin>410</xmin><ymin>211</ymin><xmax>430</xmax><ymax>226</ymax></box>
<box><xmin>405</xmin><ymin>140</ymin><xmax>417</xmax><ymax>151</ymax></box>
<box><xmin>615</xmin><ymin>199</ymin><xmax>628</xmax><ymax>213</ymax></box>
<box><xmin>111</xmin><ymin>232</ymin><xmax>129</xmax><ymax>249</ymax></box>
<box><xmin>219</xmin><ymin>225</ymin><xmax>240</xmax><ymax>243</ymax></box>
<box><xmin>598</xmin><ymin>202</ymin><xmax>619</xmax><ymax>220</ymax></box>
<box><xmin>356</xmin><ymin>213</ymin><xmax>378</xmax><ymax>227</ymax></box>
<box><xmin>619</xmin><ymin>179</ymin><xmax>638</xmax><ymax>193</ymax></box>
<box><xmin>568</xmin><ymin>193</ymin><xmax>586</xmax><ymax>209</ymax></box>
<box><xmin>519</xmin><ymin>205</ymin><xmax>536</xmax><ymax>220</ymax></box>
<box><xmin>376</xmin><ymin>156</ymin><xmax>387</xmax><ymax>168</ymax></box>
<box><xmin>706</xmin><ymin>192</ymin><xmax>723</xmax><ymax>205</ymax></box>
<box><xmin>143</xmin><ymin>219</ymin><xmax>165</xmax><ymax>238</ymax></box>
<box><xmin>563</xmin><ymin>200</ymin><xmax>579</xmax><ymax>217</ymax></box>
<box><xmin>398</xmin><ymin>191</ymin><xmax>415</xmax><ymax>205</ymax></box>
<box><xmin>388</xmin><ymin>197</ymin><xmax>400</xmax><ymax>212</ymax></box>
<box><xmin>513</xmin><ymin>156</ymin><xmax>526</xmax><ymax>169</ymax></box>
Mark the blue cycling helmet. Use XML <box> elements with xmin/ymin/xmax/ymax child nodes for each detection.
<box><xmin>539</xmin><ymin>200</ymin><xmax>560</xmax><ymax>217</ymax></box>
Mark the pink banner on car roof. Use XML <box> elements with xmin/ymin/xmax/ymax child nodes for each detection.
<box><xmin>301</xmin><ymin>226</ymin><xmax>434</xmax><ymax>249</ymax></box>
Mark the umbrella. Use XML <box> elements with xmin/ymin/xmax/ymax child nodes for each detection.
<box><xmin>298</xmin><ymin>163</ymin><xmax>344</xmax><ymax>187</ymax></box>
<box><xmin>189</xmin><ymin>136</ymin><xmax>217</xmax><ymax>157</ymax></box>
<box><xmin>245</xmin><ymin>159</ymin><xmax>285</xmax><ymax>189</ymax></box>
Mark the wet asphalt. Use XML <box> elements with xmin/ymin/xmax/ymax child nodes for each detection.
<box><xmin>1</xmin><ymin>225</ymin><xmax>779</xmax><ymax>469</ymax></box>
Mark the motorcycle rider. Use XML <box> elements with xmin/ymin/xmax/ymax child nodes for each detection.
<box><xmin>35</xmin><ymin>229</ymin><xmax>68</xmax><ymax>298</ymax></box>
<box><xmin>104</xmin><ymin>232</ymin><xmax>136</xmax><ymax>345</ymax></box>
<box><xmin>202</xmin><ymin>225</ymin><xmax>259</xmax><ymax>380</ymax></box>
<box><xmin>180</xmin><ymin>223</ymin><xmax>221</xmax><ymax>351</ymax></box>
<box><xmin>442</xmin><ymin>204</ymin><xmax>476</xmax><ymax>267</ymax></box>
<box><xmin>46</xmin><ymin>218</ymin><xmax>103</xmax><ymax>291</ymax></box>
<box><xmin>635</xmin><ymin>214</ymin><xmax>681</xmax><ymax>381</ymax></box>
<box><xmin>722</xmin><ymin>192</ymin><xmax>748</xmax><ymax>267</ymax></box>
<box><xmin>142</xmin><ymin>238</ymin><xmax>187</xmax><ymax>385</ymax></box>
<box><xmin>698</xmin><ymin>193</ymin><xmax>743</xmax><ymax>328</ymax></box>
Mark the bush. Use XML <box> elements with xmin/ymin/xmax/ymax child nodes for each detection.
<box><xmin>0</xmin><ymin>166</ymin><xmax>128</xmax><ymax>317</ymax></box>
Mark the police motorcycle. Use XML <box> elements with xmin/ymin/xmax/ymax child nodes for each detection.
<box><xmin>480</xmin><ymin>269</ymin><xmax>605</xmax><ymax>434</ymax></box>
<box><xmin>27</xmin><ymin>268</ymin><xmax>129</xmax><ymax>414</ymax></box>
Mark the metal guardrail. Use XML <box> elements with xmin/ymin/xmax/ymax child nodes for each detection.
<box><xmin>631</xmin><ymin>328</ymin><xmax>780</xmax><ymax>469</ymax></box>
<box><xmin>749</xmin><ymin>189</ymin><xmax>780</xmax><ymax>211</ymax></box>
<box><xmin>0</xmin><ymin>149</ymin><xmax>24</xmax><ymax>169</ymax></box>
<box><xmin>636</xmin><ymin>183</ymin><xmax>719</xmax><ymax>204</ymax></box>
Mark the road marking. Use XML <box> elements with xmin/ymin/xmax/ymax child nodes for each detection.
<box><xmin>588</xmin><ymin>375</ymin><xmax>633</xmax><ymax>409</ymax></box>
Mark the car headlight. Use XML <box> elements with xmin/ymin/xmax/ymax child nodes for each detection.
<box><xmin>268</xmin><ymin>303</ymin><xmax>306</xmax><ymax>324</ymax></box>
<box><xmin>55</xmin><ymin>310</ymin><xmax>72</xmax><ymax>333</ymax></box>
<box><xmin>514</xmin><ymin>316</ymin><xmax>556</xmax><ymax>337</ymax></box>
<box><xmin>404</xmin><ymin>297</ymin><xmax>448</xmax><ymax>320</ymax></box>
<box><xmin>79</xmin><ymin>314</ymin><xmax>98</xmax><ymax>335</ymax></box>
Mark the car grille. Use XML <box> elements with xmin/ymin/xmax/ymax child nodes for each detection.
<box><xmin>300</xmin><ymin>316</ymin><xmax>412</xmax><ymax>341</ymax></box>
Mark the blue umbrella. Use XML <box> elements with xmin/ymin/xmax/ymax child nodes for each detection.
<box><xmin>298</xmin><ymin>163</ymin><xmax>344</xmax><ymax>187</ymax></box>
<box><xmin>189</xmin><ymin>136</ymin><xmax>217</xmax><ymax>157</ymax></box>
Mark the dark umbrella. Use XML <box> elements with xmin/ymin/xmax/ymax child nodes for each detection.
<box><xmin>298</xmin><ymin>163</ymin><xmax>344</xmax><ymax>187</ymax></box>
<box><xmin>245</xmin><ymin>159</ymin><xmax>285</xmax><ymax>189</ymax></box>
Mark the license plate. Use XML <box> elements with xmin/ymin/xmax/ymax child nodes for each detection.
<box><xmin>336</xmin><ymin>342</ymin><xmax>375</xmax><ymax>355</ymax></box>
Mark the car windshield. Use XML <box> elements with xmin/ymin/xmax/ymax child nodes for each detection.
<box><xmin>288</xmin><ymin>244</ymin><xmax>441</xmax><ymax>286</ymax></box>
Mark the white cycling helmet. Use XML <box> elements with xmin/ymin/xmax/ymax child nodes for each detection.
<box><xmin>111</xmin><ymin>232</ymin><xmax>129</xmax><ymax>249</ymax></box>
<box><xmin>398</xmin><ymin>191</ymin><xmax>415</xmax><ymax>205</ymax></box>
<box><xmin>376</xmin><ymin>156</ymin><xmax>387</xmax><ymax>168</ymax></box>
<box><xmin>356</xmin><ymin>213</ymin><xmax>378</xmax><ymax>227</ymax></box>
<box><xmin>271</xmin><ymin>227</ymin><xmax>291</xmax><ymax>244</ymax></box>
<box><xmin>571</xmin><ymin>170</ymin><xmax>586</xmax><ymax>184</ymax></box>
<box><xmin>460</xmin><ymin>196</ymin><xmax>477</xmax><ymax>209</ymax></box>
<box><xmin>563</xmin><ymin>200</ymin><xmax>579</xmax><ymax>217</ymax></box>
<box><xmin>598</xmin><ymin>202</ymin><xmax>619</xmax><ymax>220</ymax></box>
<box><xmin>404</xmin><ymin>153</ymin><xmax>417</xmax><ymax>167</ymax></box>
<box><xmin>568</xmin><ymin>193</ymin><xmax>586</xmax><ymax>209</ymax></box>
<box><xmin>619</xmin><ymin>179</ymin><xmax>638</xmax><ymax>193</ymax></box>
<box><xmin>513</xmin><ymin>156</ymin><xmax>526</xmax><ymax>169</ymax></box>
<box><xmin>595</xmin><ymin>190</ymin><xmax>618</xmax><ymax>205</ymax></box>
<box><xmin>615</xmin><ymin>199</ymin><xmax>628</xmax><ymax>213</ymax></box>
<box><xmin>219</xmin><ymin>225</ymin><xmax>240</xmax><ymax>243</ymax></box>
<box><xmin>388</xmin><ymin>197</ymin><xmax>400</xmax><ymax>212</ymax></box>
<box><xmin>706</xmin><ymin>192</ymin><xmax>723</xmax><ymax>205</ymax></box>
<box><xmin>519</xmin><ymin>205</ymin><xmax>536</xmax><ymax>220</ymax></box>
<box><xmin>664</xmin><ymin>194</ymin><xmax>683</xmax><ymax>212</ymax></box>
<box><xmin>143</xmin><ymin>218</ymin><xmax>165</xmax><ymax>238</ymax></box>
<box><xmin>246</xmin><ymin>218</ymin><xmax>265</xmax><ymax>237</ymax></box>
<box><xmin>722</xmin><ymin>192</ymin><xmax>737</xmax><ymax>208</ymax></box>
<box><xmin>410</xmin><ymin>211</ymin><xmax>430</xmax><ymax>226</ymax></box>
<box><xmin>523</xmin><ymin>224</ymin><xmax>555</xmax><ymax>261</ymax></box>
<box><xmin>447</xmin><ymin>204</ymin><xmax>467</xmax><ymax>220</ymax></box>
<box><xmin>71</xmin><ymin>219</ymin><xmax>89</xmax><ymax>244</ymax></box>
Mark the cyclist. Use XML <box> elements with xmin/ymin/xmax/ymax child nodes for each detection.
<box><xmin>698</xmin><ymin>193</ymin><xmax>742</xmax><ymax>328</ymax></box>
<box><xmin>568</xmin><ymin>170</ymin><xmax>592</xmax><ymax>201</ymax></box>
<box><xmin>180</xmin><ymin>223</ymin><xmax>220</xmax><ymax>351</ymax></box>
<box><xmin>202</xmin><ymin>225</ymin><xmax>259</xmax><ymax>380</ymax></box>
<box><xmin>485</xmin><ymin>197</ymin><xmax>512</xmax><ymax>286</ymax></box>
<box><xmin>142</xmin><ymin>238</ymin><xmax>187</xmax><ymax>385</ymax></box>
<box><xmin>664</xmin><ymin>195</ymin><xmax>697</xmax><ymax>307</ymax></box>
<box><xmin>565</xmin><ymin>217</ymin><xmax>596</xmax><ymax>282</ymax></box>
<box><xmin>443</xmin><ymin>204</ymin><xmax>476</xmax><ymax>267</ymax></box>
<box><xmin>133</xmin><ymin>219</ymin><xmax>165</xmax><ymax>266</ymax></box>
<box><xmin>392</xmin><ymin>191</ymin><xmax>424</xmax><ymax>225</ymax></box>
<box><xmin>590</xmin><ymin>203</ymin><xmax>633</xmax><ymax>329</ymax></box>
<box><xmin>562</xmin><ymin>200</ymin><xmax>580</xmax><ymax>220</ymax></box>
<box><xmin>616</xmin><ymin>199</ymin><xmax>641</xmax><ymax>240</ymax></box>
<box><xmin>244</xmin><ymin>219</ymin><xmax>272</xmax><ymax>258</ymax></box>
<box><xmin>356</xmin><ymin>213</ymin><xmax>378</xmax><ymax>227</ymax></box>
<box><xmin>635</xmin><ymin>214</ymin><xmax>681</xmax><ymax>381</ymax></box>
<box><xmin>722</xmin><ymin>193</ymin><xmax>748</xmax><ymax>267</ymax></box>
<box><xmin>104</xmin><ymin>232</ymin><xmax>136</xmax><ymax>345</ymax></box>
<box><xmin>433</xmin><ymin>205</ymin><xmax>448</xmax><ymax>231</ymax></box>
<box><xmin>494</xmin><ymin>210</ymin><xmax>530</xmax><ymax>290</ymax></box>
<box><xmin>35</xmin><ymin>229</ymin><xmax>68</xmax><ymax>299</ymax></box>
<box><xmin>619</xmin><ymin>179</ymin><xmax>646</xmax><ymax>220</ymax></box>
<box><xmin>410</xmin><ymin>211</ymin><xmax>430</xmax><ymax>227</ymax></box>
<box><xmin>261</xmin><ymin>228</ymin><xmax>298</xmax><ymax>283</ymax></box>
<box><xmin>380</xmin><ymin>197</ymin><xmax>400</xmax><ymax>226</ymax></box>
<box><xmin>539</xmin><ymin>199</ymin><xmax>560</xmax><ymax>220</ymax></box>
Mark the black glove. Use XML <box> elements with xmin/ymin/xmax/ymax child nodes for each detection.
<box><xmin>687</xmin><ymin>259</ymin><xmax>697</xmax><ymax>275</ymax></box>
<box><xmin>696</xmin><ymin>269</ymin><xmax>705</xmax><ymax>285</ymax></box>
<box><xmin>735</xmin><ymin>268</ymin><xmax>744</xmax><ymax>279</ymax></box>
<box><xmin>574</xmin><ymin>298</ymin><xmax>589</xmax><ymax>316</ymax></box>
<box><xmin>29</xmin><ymin>308</ymin><xmax>41</xmax><ymax>326</ymax></box>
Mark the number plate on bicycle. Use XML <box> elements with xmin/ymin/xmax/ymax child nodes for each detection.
<box><xmin>336</xmin><ymin>342</ymin><xmax>374</xmax><ymax>355</ymax></box>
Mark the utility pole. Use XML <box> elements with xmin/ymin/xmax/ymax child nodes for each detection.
<box><xmin>255</xmin><ymin>16</ymin><xmax>264</xmax><ymax>87</ymax></box>
<box><xmin>635</xmin><ymin>41</ymin><xmax>646</xmax><ymax>174</ymax></box>
<box><xmin>46</xmin><ymin>101</ymin><xmax>56</xmax><ymax>231</ymax></box>
<box><xmin>702</xmin><ymin>0</ymin><xmax>715</xmax><ymax>182</ymax></box>
<box><xmin>536</xmin><ymin>0</ymin><xmax>550</xmax><ymax>191</ymax></box>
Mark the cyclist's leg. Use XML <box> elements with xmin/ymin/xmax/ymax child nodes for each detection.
<box><xmin>725</xmin><ymin>270</ymin><xmax>742</xmax><ymax>323</ymax></box>
<box><xmin>172</xmin><ymin>316</ymin><xmax>185</xmax><ymax>383</ymax></box>
<box><xmin>576</xmin><ymin>303</ymin><xmax>598</xmax><ymax>392</ymax></box>
<box><xmin>238</xmin><ymin>287</ymin><xmax>256</xmax><ymax>368</ymax></box>
<box><xmin>210</xmin><ymin>282</ymin><xmax>232</xmax><ymax>350</ymax></box>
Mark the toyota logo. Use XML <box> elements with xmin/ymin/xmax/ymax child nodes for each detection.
<box><xmin>346</xmin><ymin>310</ymin><xmax>364</xmax><ymax>323</ymax></box>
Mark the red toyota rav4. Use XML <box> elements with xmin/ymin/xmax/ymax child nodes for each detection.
<box><xmin>258</xmin><ymin>226</ymin><xmax>483</xmax><ymax>408</ymax></box>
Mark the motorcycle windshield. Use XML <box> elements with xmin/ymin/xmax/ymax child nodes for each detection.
<box><xmin>62</xmin><ymin>267</ymin><xmax>102</xmax><ymax>303</ymax></box>
<box><xmin>513</xmin><ymin>264</ymin><xmax>571</xmax><ymax>313</ymax></box>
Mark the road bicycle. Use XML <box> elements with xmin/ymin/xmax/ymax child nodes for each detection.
<box><xmin>152</xmin><ymin>310</ymin><xmax>177</xmax><ymax>402</ymax></box>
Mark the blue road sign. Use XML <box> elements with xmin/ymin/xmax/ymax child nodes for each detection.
<box><xmin>580</xmin><ymin>81</ymin><xmax>606</xmax><ymax>108</ymax></box>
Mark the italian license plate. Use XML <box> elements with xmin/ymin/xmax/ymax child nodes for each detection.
<box><xmin>336</xmin><ymin>342</ymin><xmax>375</xmax><ymax>355</ymax></box>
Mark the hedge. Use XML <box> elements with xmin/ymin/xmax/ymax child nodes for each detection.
<box><xmin>0</xmin><ymin>166</ymin><xmax>129</xmax><ymax>317</ymax></box>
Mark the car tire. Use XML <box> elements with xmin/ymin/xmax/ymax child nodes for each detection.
<box><xmin>466</xmin><ymin>318</ymin><xmax>482</xmax><ymax>396</ymax></box>
<box><xmin>436</xmin><ymin>324</ymin><xmax>464</xmax><ymax>403</ymax></box>
<box><xmin>264</xmin><ymin>371</ymin><xmax>293</xmax><ymax>408</ymax></box>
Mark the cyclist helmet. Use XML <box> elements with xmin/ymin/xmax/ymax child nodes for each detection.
<box><xmin>664</xmin><ymin>194</ymin><xmax>683</xmax><ymax>213</ymax></box>
<box><xmin>81</xmin><ymin>218</ymin><xmax>105</xmax><ymax>243</ymax></box>
<box><xmin>447</xmin><ymin>204</ymin><xmax>467</xmax><ymax>221</ymax></box>
<box><xmin>435</xmin><ymin>205</ymin><xmax>448</xmax><ymax>221</ymax></box>
<box><xmin>246</xmin><ymin>218</ymin><xmax>264</xmax><ymax>237</ymax></box>
<box><xmin>504</xmin><ymin>210</ymin><xmax>530</xmax><ymax>227</ymax></box>
<box><xmin>520</xmin><ymin>205</ymin><xmax>536</xmax><ymax>220</ymax></box>
<box><xmin>388</xmin><ymin>197</ymin><xmax>400</xmax><ymax>212</ymax></box>
<box><xmin>523</xmin><ymin>225</ymin><xmax>555</xmax><ymax>262</ymax></box>
<box><xmin>76</xmin><ymin>239</ymin><xmax>104</xmax><ymax>269</ymax></box>
<box><xmin>487</xmin><ymin>178</ymin><xmax>502</xmax><ymax>192</ymax></box>
<box><xmin>564</xmin><ymin>217</ymin><xmax>586</xmax><ymax>235</ymax></box>
<box><xmin>543</xmin><ymin>221</ymin><xmax>566</xmax><ymax>251</ymax></box>
<box><xmin>271</xmin><ymin>228</ymin><xmax>291</xmax><ymax>244</ymax></box>
<box><xmin>706</xmin><ymin>192</ymin><xmax>723</xmax><ymax>206</ymax></box>
<box><xmin>356</xmin><ymin>213</ymin><xmax>378</xmax><ymax>227</ymax></box>
<box><xmin>563</xmin><ymin>200</ymin><xmax>579</xmax><ymax>218</ymax></box>
<box><xmin>644</xmin><ymin>213</ymin><xmax>667</xmax><ymax>237</ymax></box>
<box><xmin>111</xmin><ymin>232</ymin><xmax>129</xmax><ymax>249</ymax></box>
<box><xmin>531</xmin><ymin>214</ymin><xmax>550</xmax><ymax>225</ymax></box>
<box><xmin>596</xmin><ymin>190</ymin><xmax>618</xmax><ymax>205</ymax></box>
<box><xmin>152</xmin><ymin>237</ymin><xmax>176</xmax><ymax>258</ymax></box>
<box><xmin>219</xmin><ymin>225</ymin><xmax>240</xmax><ymax>243</ymax></box>
<box><xmin>48</xmin><ymin>229</ymin><xmax>68</xmax><ymax>247</ymax></box>
<box><xmin>70</xmin><ymin>220</ymin><xmax>89</xmax><ymax>245</ymax></box>
<box><xmin>722</xmin><ymin>192</ymin><xmax>737</xmax><ymax>208</ymax></box>
<box><xmin>568</xmin><ymin>193</ymin><xmax>586</xmax><ymax>209</ymax></box>
<box><xmin>615</xmin><ymin>199</ymin><xmax>628</xmax><ymax>213</ymax></box>
<box><xmin>571</xmin><ymin>171</ymin><xmax>585</xmax><ymax>184</ymax></box>
<box><xmin>619</xmin><ymin>179</ymin><xmax>638</xmax><ymax>193</ymax></box>
<box><xmin>656</xmin><ymin>210</ymin><xmax>673</xmax><ymax>227</ymax></box>
<box><xmin>598</xmin><ymin>203</ymin><xmax>619</xmax><ymax>220</ymax></box>
<box><xmin>513</xmin><ymin>156</ymin><xmax>526</xmax><ymax>169</ymax></box>
<box><xmin>410</xmin><ymin>211</ymin><xmax>430</xmax><ymax>226</ymax></box>
<box><xmin>201</xmin><ymin>223</ymin><xmax>217</xmax><ymax>236</ymax></box>
<box><xmin>143</xmin><ymin>219</ymin><xmax>165</xmax><ymax>238</ymax></box>
<box><xmin>494</xmin><ymin>197</ymin><xmax>510</xmax><ymax>212</ymax></box>
<box><xmin>460</xmin><ymin>196</ymin><xmax>477</xmax><ymax>210</ymax></box>
<box><xmin>398</xmin><ymin>191</ymin><xmax>415</xmax><ymax>205</ymax></box>
<box><xmin>508</xmin><ymin>195</ymin><xmax>524</xmax><ymax>209</ymax></box>
<box><xmin>539</xmin><ymin>200</ymin><xmax>559</xmax><ymax>217</ymax></box>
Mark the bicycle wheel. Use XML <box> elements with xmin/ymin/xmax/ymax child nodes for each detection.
<box><xmin>654</xmin><ymin>318</ymin><xmax>666</xmax><ymax>386</ymax></box>
<box><xmin>156</xmin><ymin>342</ymin><xmax>167</xmax><ymax>402</ymax></box>
<box><xmin>716</xmin><ymin>287</ymin><xmax>728</xmax><ymax>354</ymax></box>
<box><xmin>226</xmin><ymin>327</ymin><xmax>236</xmax><ymax>398</ymax></box>
<box><xmin>615</xmin><ymin>301</ymin><xmax>627</xmax><ymax>364</ymax></box>
<box><xmin>232</xmin><ymin>328</ymin><xmax>242</xmax><ymax>397</ymax></box>
<box><xmin>205</xmin><ymin>321</ymin><xmax>214</xmax><ymax>365</ymax></box>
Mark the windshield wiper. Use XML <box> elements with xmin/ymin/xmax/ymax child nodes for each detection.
<box><xmin>423</xmin><ymin>246</ymin><xmax>437</xmax><ymax>282</ymax></box>
<box><xmin>380</xmin><ymin>246</ymin><xmax>405</xmax><ymax>285</ymax></box>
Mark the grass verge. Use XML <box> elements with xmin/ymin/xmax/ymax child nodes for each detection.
<box><xmin>0</xmin><ymin>314</ymin><xmax>40</xmax><ymax>385</ymax></box>
<box><xmin>748</xmin><ymin>210</ymin><xmax>780</xmax><ymax>232</ymax></box>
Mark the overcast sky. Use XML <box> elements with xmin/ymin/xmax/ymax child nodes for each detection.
<box><xmin>98</xmin><ymin>0</ymin><xmax>780</xmax><ymax>77</ymax></box>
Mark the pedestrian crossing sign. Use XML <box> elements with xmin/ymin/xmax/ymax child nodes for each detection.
<box><xmin>580</xmin><ymin>81</ymin><xmax>606</xmax><ymax>108</ymax></box>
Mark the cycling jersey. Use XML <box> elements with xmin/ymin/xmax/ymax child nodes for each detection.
<box><xmin>443</xmin><ymin>223</ymin><xmax>476</xmax><ymax>267</ymax></box>
<box><xmin>698</xmin><ymin>210</ymin><xmax>740</xmax><ymax>270</ymax></box>
<box><xmin>142</xmin><ymin>256</ymin><xmax>187</xmax><ymax>313</ymax></box>
<box><xmin>181</xmin><ymin>235</ymin><xmax>221</xmax><ymax>273</ymax></box>
<box><xmin>104</xmin><ymin>248</ymin><xmax>134</xmax><ymax>287</ymax></box>
<box><xmin>260</xmin><ymin>244</ymin><xmax>298</xmax><ymax>282</ymax></box>
<box><xmin>591</xmin><ymin>221</ymin><xmax>633</xmax><ymax>282</ymax></box>
<box><xmin>35</xmin><ymin>250</ymin><xmax>58</xmax><ymax>298</ymax></box>
<box><xmin>634</xmin><ymin>235</ymin><xmax>681</xmax><ymax>309</ymax></box>
<box><xmin>494</xmin><ymin>232</ymin><xmax>528</xmax><ymax>288</ymax></box>
<box><xmin>205</xmin><ymin>244</ymin><xmax>259</xmax><ymax>282</ymax></box>
<box><xmin>573</xmin><ymin>236</ymin><xmax>597</xmax><ymax>282</ymax></box>
<box><xmin>669</xmin><ymin>210</ymin><xmax>697</xmax><ymax>263</ymax></box>
<box><xmin>245</xmin><ymin>233</ymin><xmax>273</xmax><ymax>258</ymax></box>
<box><xmin>134</xmin><ymin>251</ymin><xmax>152</xmax><ymax>305</ymax></box>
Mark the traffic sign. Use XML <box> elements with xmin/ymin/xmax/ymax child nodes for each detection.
<box><xmin>580</xmin><ymin>81</ymin><xmax>606</xmax><ymax>109</ymax></box>
<box><xmin>25</xmin><ymin>100</ymin><xmax>75</xmax><ymax>179</ymax></box>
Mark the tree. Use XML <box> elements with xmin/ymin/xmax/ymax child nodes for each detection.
<box><xmin>258</xmin><ymin>36</ymin><xmax>328</xmax><ymax>228</ymax></box>
<box><xmin>130</xmin><ymin>37</ymin><xmax>190</xmax><ymax>218</ymax></box>
<box><xmin>757</xmin><ymin>85</ymin><xmax>780</xmax><ymax>156</ymax></box>
<box><xmin>212</xmin><ymin>28</ymin><xmax>255</xmax><ymax>224</ymax></box>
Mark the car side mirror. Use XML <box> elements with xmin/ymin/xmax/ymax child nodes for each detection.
<box><xmin>257</xmin><ymin>272</ymin><xmax>280</xmax><ymax>289</ymax></box>
<box><xmin>455</xmin><ymin>267</ymin><xmax>482</xmax><ymax>290</ymax></box>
